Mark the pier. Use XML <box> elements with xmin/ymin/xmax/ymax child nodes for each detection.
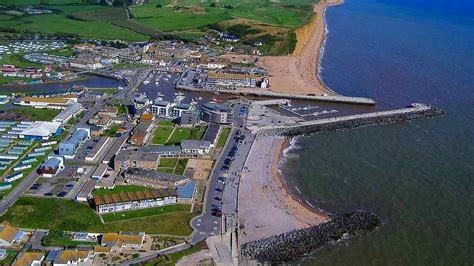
<box><xmin>176</xmin><ymin>85</ymin><xmax>376</xmax><ymax>105</ymax></box>
<box><xmin>256</xmin><ymin>103</ymin><xmax>445</xmax><ymax>137</ymax></box>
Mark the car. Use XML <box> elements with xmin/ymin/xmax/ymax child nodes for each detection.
<box><xmin>211</xmin><ymin>211</ymin><xmax>222</xmax><ymax>217</ymax></box>
<box><xmin>43</xmin><ymin>192</ymin><xmax>53</xmax><ymax>196</ymax></box>
<box><xmin>57</xmin><ymin>191</ymin><xmax>67</xmax><ymax>197</ymax></box>
<box><xmin>214</xmin><ymin>197</ymin><xmax>222</xmax><ymax>201</ymax></box>
<box><xmin>65</xmin><ymin>184</ymin><xmax>74</xmax><ymax>188</ymax></box>
<box><xmin>215</xmin><ymin>188</ymin><xmax>223</xmax><ymax>192</ymax></box>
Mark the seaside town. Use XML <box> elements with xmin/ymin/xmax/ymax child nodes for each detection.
<box><xmin>0</xmin><ymin>0</ymin><xmax>448</xmax><ymax>265</ymax></box>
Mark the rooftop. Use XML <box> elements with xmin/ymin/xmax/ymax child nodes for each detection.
<box><xmin>116</xmin><ymin>150</ymin><xmax>159</xmax><ymax>162</ymax></box>
<box><xmin>93</xmin><ymin>188</ymin><xmax>177</xmax><ymax>206</ymax></box>
<box><xmin>125</xmin><ymin>168</ymin><xmax>187</xmax><ymax>183</ymax></box>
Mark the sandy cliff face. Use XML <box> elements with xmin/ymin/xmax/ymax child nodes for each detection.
<box><xmin>293</xmin><ymin>14</ymin><xmax>317</xmax><ymax>57</ymax></box>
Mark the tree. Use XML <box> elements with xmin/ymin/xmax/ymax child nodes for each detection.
<box><xmin>156</xmin><ymin>3</ymin><xmax>162</xmax><ymax>8</ymax></box>
<box><xmin>210</xmin><ymin>2</ymin><xmax>216</xmax><ymax>7</ymax></box>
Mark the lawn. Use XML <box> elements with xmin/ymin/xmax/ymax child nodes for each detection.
<box><xmin>0</xmin><ymin>250</ymin><xmax>18</xmax><ymax>265</ymax></box>
<box><xmin>151</xmin><ymin>126</ymin><xmax>174</xmax><ymax>145</ymax></box>
<box><xmin>174</xmin><ymin>159</ymin><xmax>188</xmax><ymax>175</ymax></box>
<box><xmin>0</xmin><ymin>53</ymin><xmax>43</xmax><ymax>68</ymax></box>
<box><xmin>9</xmin><ymin>106</ymin><xmax>60</xmax><ymax>121</ymax></box>
<box><xmin>144</xmin><ymin>241</ymin><xmax>208</xmax><ymax>265</ymax></box>
<box><xmin>216</xmin><ymin>127</ymin><xmax>231</xmax><ymax>148</ymax></box>
<box><xmin>101</xmin><ymin>204</ymin><xmax>191</xmax><ymax>223</ymax></box>
<box><xmin>165</xmin><ymin>126</ymin><xmax>205</xmax><ymax>146</ymax></box>
<box><xmin>158</xmin><ymin>158</ymin><xmax>178</xmax><ymax>168</ymax></box>
<box><xmin>0</xmin><ymin>197</ymin><xmax>196</xmax><ymax>235</ymax></box>
<box><xmin>92</xmin><ymin>184</ymin><xmax>149</xmax><ymax>197</ymax></box>
<box><xmin>157</xmin><ymin>120</ymin><xmax>175</xmax><ymax>127</ymax></box>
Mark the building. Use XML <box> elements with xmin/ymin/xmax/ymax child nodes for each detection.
<box><xmin>4</xmin><ymin>172</ymin><xmax>23</xmax><ymax>183</ymax></box>
<box><xmin>85</xmin><ymin>137</ymin><xmax>111</xmax><ymax>162</ymax></box>
<box><xmin>180</xmin><ymin>140</ymin><xmax>212</xmax><ymax>155</ymax></box>
<box><xmin>179</xmin><ymin>111</ymin><xmax>200</xmax><ymax>126</ymax></box>
<box><xmin>76</xmin><ymin>180</ymin><xmax>96</xmax><ymax>202</ymax></box>
<box><xmin>198</xmin><ymin>55</ymin><xmax>229</xmax><ymax>69</ymax></box>
<box><xmin>124</xmin><ymin>168</ymin><xmax>188</xmax><ymax>188</ymax></box>
<box><xmin>206</xmin><ymin>72</ymin><xmax>256</xmax><ymax>88</ymax></box>
<box><xmin>114</xmin><ymin>150</ymin><xmax>159</xmax><ymax>171</ymax></box>
<box><xmin>0</xmin><ymin>249</ymin><xmax>6</xmax><ymax>260</ymax></box>
<box><xmin>92</xmin><ymin>164</ymin><xmax>108</xmax><ymax>180</ymax></box>
<box><xmin>38</xmin><ymin>156</ymin><xmax>64</xmax><ymax>177</ymax></box>
<box><xmin>100</xmin><ymin>232</ymin><xmax>144</xmax><ymax>251</ymax></box>
<box><xmin>92</xmin><ymin>189</ymin><xmax>178</xmax><ymax>213</ymax></box>
<box><xmin>202</xmin><ymin>124</ymin><xmax>221</xmax><ymax>147</ymax></box>
<box><xmin>12</xmin><ymin>252</ymin><xmax>44</xmax><ymax>266</ymax></box>
<box><xmin>98</xmin><ymin>106</ymin><xmax>119</xmax><ymax>118</ymax></box>
<box><xmin>219</xmin><ymin>32</ymin><xmax>240</xmax><ymax>42</ymax></box>
<box><xmin>201</xmin><ymin>103</ymin><xmax>233</xmax><ymax>124</ymax></box>
<box><xmin>18</xmin><ymin>121</ymin><xmax>62</xmax><ymax>140</ymax></box>
<box><xmin>169</xmin><ymin>103</ymin><xmax>192</xmax><ymax>118</ymax></box>
<box><xmin>58</xmin><ymin>127</ymin><xmax>90</xmax><ymax>158</ymax></box>
<box><xmin>52</xmin><ymin>102</ymin><xmax>83</xmax><ymax>124</ymax></box>
<box><xmin>150</xmin><ymin>100</ymin><xmax>171</xmax><ymax>117</ymax></box>
<box><xmin>0</xmin><ymin>221</ymin><xmax>24</xmax><ymax>247</ymax></box>
<box><xmin>0</xmin><ymin>182</ymin><xmax>12</xmax><ymax>191</ymax></box>
<box><xmin>53</xmin><ymin>250</ymin><xmax>92</xmax><ymax>266</ymax></box>
<box><xmin>130</xmin><ymin>121</ymin><xmax>153</xmax><ymax>146</ymax></box>
<box><xmin>17</xmin><ymin>96</ymin><xmax>76</xmax><ymax>109</ymax></box>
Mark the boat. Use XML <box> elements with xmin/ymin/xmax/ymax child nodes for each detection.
<box><xmin>143</xmin><ymin>80</ymin><xmax>150</xmax><ymax>85</ymax></box>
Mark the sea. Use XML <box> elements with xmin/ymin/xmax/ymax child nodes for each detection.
<box><xmin>279</xmin><ymin>0</ymin><xmax>474</xmax><ymax>265</ymax></box>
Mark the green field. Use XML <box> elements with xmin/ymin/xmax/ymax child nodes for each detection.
<box><xmin>165</xmin><ymin>126</ymin><xmax>205</xmax><ymax>146</ymax></box>
<box><xmin>6</xmin><ymin>106</ymin><xmax>60</xmax><ymax>121</ymax></box>
<box><xmin>102</xmin><ymin>204</ymin><xmax>191</xmax><ymax>223</ymax></box>
<box><xmin>144</xmin><ymin>241</ymin><xmax>208</xmax><ymax>265</ymax></box>
<box><xmin>0</xmin><ymin>197</ymin><xmax>195</xmax><ymax>235</ymax></box>
<box><xmin>0</xmin><ymin>250</ymin><xmax>18</xmax><ymax>265</ymax></box>
<box><xmin>158</xmin><ymin>158</ymin><xmax>178</xmax><ymax>168</ymax></box>
<box><xmin>151</xmin><ymin>126</ymin><xmax>174</xmax><ymax>145</ymax></box>
<box><xmin>216</xmin><ymin>127</ymin><xmax>231</xmax><ymax>148</ymax></box>
<box><xmin>92</xmin><ymin>184</ymin><xmax>149</xmax><ymax>197</ymax></box>
<box><xmin>0</xmin><ymin>0</ymin><xmax>316</xmax><ymax>54</ymax></box>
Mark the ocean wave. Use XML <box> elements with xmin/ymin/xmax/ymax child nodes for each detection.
<box><xmin>317</xmin><ymin>6</ymin><xmax>329</xmax><ymax>79</ymax></box>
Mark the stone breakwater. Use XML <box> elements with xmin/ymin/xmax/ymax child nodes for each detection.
<box><xmin>257</xmin><ymin>103</ymin><xmax>445</xmax><ymax>137</ymax></box>
<box><xmin>241</xmin><ymin>211</ymin><xmax>381</xmax><ymax>263</ymax></box>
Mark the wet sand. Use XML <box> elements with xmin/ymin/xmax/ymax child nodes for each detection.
<box><xmin>239</xmin><ymin>137</ymin><xmax>329</xmax><ymax>244</ymax></box>
<box><xmin>258</xmin><ymin>0</ymin><xmax>343</xmax><ymax>96</ymax></box>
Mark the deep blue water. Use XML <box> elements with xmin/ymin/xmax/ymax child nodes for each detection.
<box><xmin>280</xmin><ymin>0</ymin><xmax>474</xmax><ymax>264</ymax></box>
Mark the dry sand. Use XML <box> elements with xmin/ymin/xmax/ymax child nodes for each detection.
<box><xmin>258</xmin><ymin>0</ymin><xmax>343</xmax><ymax>96</ymax></box>
<box><xmin>239</xmin><ymin>137</ymin><xmax>329</xmax><ymax>244</ymax></box>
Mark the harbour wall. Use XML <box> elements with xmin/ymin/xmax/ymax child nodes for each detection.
<box><xmin>256</xmin><ymin>103</ymin><xmax>445</xmax><ymax>138</ymax></box>
<box><xmin>176</xmin><ymin>85</ymin><xmax>376</xmax><ymax>105</ymax></box>
<box><xmin>241</xmin><ymin>211</ymin><xmax>381</xmax><ymax>263</ymax></box>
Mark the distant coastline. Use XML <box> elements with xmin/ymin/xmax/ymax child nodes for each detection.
<box><xmin>258</xmin><ymin>0</ymin><xmax>343</xmax><ymax>96</ymax></box>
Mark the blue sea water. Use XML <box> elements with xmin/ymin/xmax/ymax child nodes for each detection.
<box><xmin>280</xmin><ymin>0</ymin><xmax>474</xmax><ymax>264</ymax></box>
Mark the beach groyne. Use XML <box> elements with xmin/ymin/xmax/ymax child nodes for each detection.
<box><xmin>241</xmin><ymin>211</ymin><xmax>380</xmax><ymax>263</ymax></box>
<box><xmin>256</xmin><ymin>103</ymin><xmax>445</xmax><ymax>137</ymax></box>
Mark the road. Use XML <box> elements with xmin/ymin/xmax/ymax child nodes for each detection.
<box><xmin>189</xmin><ymin>101</ymin><xmax>254</xmax><ymax>244</ymax></box>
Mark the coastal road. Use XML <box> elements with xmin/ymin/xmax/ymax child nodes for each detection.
<box><xmin>189</xmin><ymin>102</ymin><xmax>253</xmax><ymax>244</ymax></box>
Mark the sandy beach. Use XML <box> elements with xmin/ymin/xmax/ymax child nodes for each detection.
<box><xmin>239</xmin><ymin>137</ymin><xmax>329</xmax><ymax>244</ymax></box>
<box><xmin>258</xmin><ymin>0</ymin><xmax>343</xmax><ymax>96</ymax></box>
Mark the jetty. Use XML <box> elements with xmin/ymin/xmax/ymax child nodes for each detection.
<box><xmin>176</xmin><ymin>85</ymin><xmax>376</xmax><ymax>105</ymax></box>
<box><xmin>255</xmin><ymin>103</ymin><xmax>445</xmax><ymax>137</ymax></box>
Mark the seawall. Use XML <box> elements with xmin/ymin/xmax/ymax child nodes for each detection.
<box><xmin>257</xmin><ymin>103</ymin><xmax>445</xmax><ymax>137</ymax></box>
<box><xmin>241</xmin><ymin>211</ymin><xmax>381</xmax><ymax>263</ymax></box>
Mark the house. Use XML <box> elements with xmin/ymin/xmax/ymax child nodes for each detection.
<box><xmin>114</xmin><ymin>150</ymin><xmax>159</xmax><ymax>171</ymax></box>
<box><xmin>0</xmin><ymin>221</ymin><xmax>24</xmax><ymax>247</ymax></box>
<box><xmin>38</xmin><ymin>156</ymin><xmax>64</xmax><ymax>177</ymax></box>
<box><xmin>92</xmin><ymin>189</ymin><xmax>178</xmax><ymax>213</ymax></box>
<box><xmin>53</xmin><ymin>250</ymin><xmax>92</xmax><ymax>266</ymax></box>
<box><xmin>199</xmin><ymin>55</ymin><xmax>229</xmax><ymax>69</ymax></box>
<box><xmin>130</xmin><ymin>121</ymin><xmax>153</xmax><ymax>146</ymax></box>
<box><xmin>13</xmin><ymin>252</ymin><xmax>44</xmax><ymax>266</ymax></box>
<box><xmin>219</xmin><ymin>32</ymin><xmax>240</xmax><ymax>42</ymax></box>
<box><xmin>100</xmin><ymin>232</ymin><xmax>144</xmax><ymax>251</ymax></box>
<box><xmin>150</xmin><ymin>100</ymin><xmax>171</xmax><ymax>117</ymax></box>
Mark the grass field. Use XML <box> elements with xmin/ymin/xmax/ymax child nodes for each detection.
<box><xmin>151</xmin><ymin>126</ymin><xmax>174</xmax><ymax>145</ymax></box>
<box><xmin>0</xmin><ymin>250</ymin><xmax>18</xmax><ymax>265</ymax></box>
<box><xmin>0</xmin><ymin>197</ymin><xmax>195</xmax><ymax>235</ymax></box>
<box><xmin>165</xmin><ymin>126</ymin><xmax>205</xmax><ymax>146</ymax></box>
<box><xmin>92</xmin><ymin>184</ymin><xmax>149</xmax><ymax>197</ymax></box>
<box><xmin>144</xmin><ymin>241</ymin><xmax>208</xmax><ymax>265</ymax></box>
<box><xmin>159</xmin><ymin>158</ymin><xmax>178</xmax><ymax>168</ymax></box>
<box><xmin>101</xmin><ymin>204</ymin><xmax>191</xmax><ymax>223</ymax></box>
<box><xmin>8</xmin><ymin>106</ymin><xmax>60</xmax><ymax>121</ymax></box>
<box><xmin>216</xmin><ymin>127</ymin><xmax>231</xmax><ymax>148</ymax></box>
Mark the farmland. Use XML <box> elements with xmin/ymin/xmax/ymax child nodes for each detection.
<box><xmin>0</xmin><ymin>0</ymin><xmax>318</xmax><ymax>54</ymax></box>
